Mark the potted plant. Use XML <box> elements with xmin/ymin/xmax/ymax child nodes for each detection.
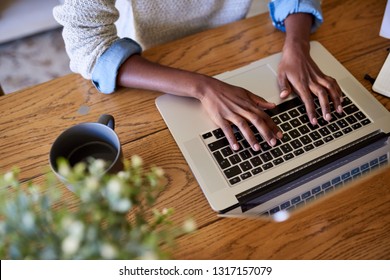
<box><xmin>0</xmin><ymin>156</ymin><xmax>195</xmax><ymax>259</ymax></box>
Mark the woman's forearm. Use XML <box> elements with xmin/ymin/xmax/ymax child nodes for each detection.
<box><xmin>116</xmin><ymin>54</ymin><xmax>207</xmax><ymax>100</ymax></box>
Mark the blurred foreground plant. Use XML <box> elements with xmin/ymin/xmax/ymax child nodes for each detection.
<box><xmin>0</xmin><ymin>156</ymin><xmax>195</xmax><ymax>259</ymax></box>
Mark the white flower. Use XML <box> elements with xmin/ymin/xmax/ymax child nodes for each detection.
<box><xmin>21</xmin><ymin>212</ymin><xmax>35</xmax><ymax>232</ymax></box>
<box><xmin>93</xmin><ymin>159</ymin><xmax>106</xmax><ymax>171</ymax></box>
<box><xmin>68</xmin><ymin>220</ymin><xmax>84</xmax><ymax>238</ymax></box>
<box><xmin>62</xmin><ymin>235</ymin><xmax>81</xmax><ymax>256</ymax></box>
<box><xmin>4</xmin><ymin>171</ymin><xmax>15</xmax><ymax>182</ymax></box>
<box><xmin>112</xmin><ymin>199</ymin><xmax>131</xmax><ymax>213</ymax></box>
<box><xmin>62</xmin><ymin>218</ymin><xmax>84</xmax><ymax>239</ymax></box>
<box><xmin>85</xmin><ymin>176</ymin><xmax>99</xmax><ymax>191</ymax></box>
<box><xmin>117</xmin><ymin>171</ymin><xmax>129</xmax><ymax>180</ymax></box>
<box><xmin>28</xmin><ymin>186</ymin><xmax>40</xmax><ymax>202</ymax></box>
<box><xmin>61</xmin><ymin>220</ymin><xmax>84</xmax><ymax>256</ymax></box>
<box><xmin>80</xmin><ymin>176</ymin><xmax>99</xmax><ymax>201</ymax></box>
<box><xmin>107</xmin><ymin>178</ymin><xmax>122</xmax><ymax>198</ymax></box>
<box><xmin>58</xmin><ymin>163</ymin><xmax>71</xmax><ymax>177</ymax></box>
<box><xmin>182</xmin><ymin>219</ymin><xmax>196</xmax><ymax>233</ymax></box>
<box><xmin>88</xmin><ymin>159</ymin><xmax>106</xmax><ymax>175</ymax></box>
<box><xmin>131</xmin><ymin>155</ymin><xmax>143</xmax><ymax>168</ymax></box>
<box><xmin>100</xmin><ymin>243</ymin><xmax>117</xmax><ymax>259</ymax></box>
<box><xmin>153</xmin><ymin>167</ymin><xmax>164</xmax><ymax>177</ymax></box>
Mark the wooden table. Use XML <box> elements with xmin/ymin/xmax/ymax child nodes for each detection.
<box><xmin>1</xmin><ymin>0</ymin><xmax>389</xmax><ymax>259</ymax></box>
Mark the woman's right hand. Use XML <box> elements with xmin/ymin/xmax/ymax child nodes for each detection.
<box><xmin>197</xmin><ymin>75</ymin><xmax>283</xmax><ymax>151</ymax></box>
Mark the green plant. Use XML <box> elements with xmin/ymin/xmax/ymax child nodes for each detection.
<box><xmin>0</xmin><ymin>156</ymin><xmax>195</xmax><ymax>260</ymax></box>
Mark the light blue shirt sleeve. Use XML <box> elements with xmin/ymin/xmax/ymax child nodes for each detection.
<box><xmin>92</xmin><ymin>38</ymin><xmax>142</xmax><ymax>94</ymax></box>
<box><xmin>268</xmin><ymin>0</ymin><xmax>323</xmax><ymax>32</ymax></box>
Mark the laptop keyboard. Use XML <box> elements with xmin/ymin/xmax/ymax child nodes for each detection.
<box><xmin>264</xmin><ymin>153</ymin><xmax>388</xmax><ymax>216</ymax></box>
<box><xmin>201</xmin><ymin>95</ymin><xmax>372</xmax><ymax>186</ymax></box>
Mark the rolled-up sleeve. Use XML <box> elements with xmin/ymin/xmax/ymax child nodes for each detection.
<box><xmin>268</xmin><ymin>0</ymin><xmax>323</xmax><ymax>32</ymax></box>
<box><xmin>53</xmin><ymin>0</ymin><xmax>142</xmax><ymax>94</ymax></box>
<box><xmin>92</xmin><ymin>38</ymin><xmax>142</xmax><ymax>94</ymax></box>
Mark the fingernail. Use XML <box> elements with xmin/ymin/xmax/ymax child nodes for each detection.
<box><xmin>233</xmin><ymin>144</ymin><xmax>240</xmax><ymax>151</ymax></box>
<box><xmin>270</xmin><ymin>138</ymin><xmax>277</xmax><ymax>146</ymax></box>
<box><xmin>277</xmin><ymin>131</ymin><xmax>283</xmax><ymax>139</ymax></box>
<box><xmin>311</xmin><ymin>118</ymin><xmax>318</xmax><ymax>125</ymax></box>
<box><xmin>337</xmin><ymin>105</ymin><xmax>343</xmax><ymax>114</ymax></box>
<box><xmin>325</xmin><ymin>113</ymin><xmax>332</xmax><ymax>121</ymax></box>
<box><xmin>280</xmin><ymin>90</ymin><xmax>288</xmax><ymax>98</ymax></box>
<box><xmin>253</xmin><ymin>143</ymin><xmax>260</xmax><ymax>151</ymax></box>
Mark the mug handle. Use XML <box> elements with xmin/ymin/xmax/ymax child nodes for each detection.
<box><xmin>98</xmin><ymin>114</ymin><xmax>115</xmax><ymax>130</ymax></box>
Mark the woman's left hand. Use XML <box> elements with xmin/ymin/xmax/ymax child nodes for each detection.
<box><xmin>278</xmin><ymin>14</ymin><xmax>344</xmax><ymax>126</ymax></box>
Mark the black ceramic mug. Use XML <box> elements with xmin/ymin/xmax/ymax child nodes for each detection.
<box><xmin>49</xmin><ymin>114</ymin><xmax>123</xmax><ymax>190</ymax></box>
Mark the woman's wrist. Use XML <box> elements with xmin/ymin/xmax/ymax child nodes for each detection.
<box><xmin>283</xmin><ymin>13</ymin><xmax>312</xmax><ymax>50</ymax></box>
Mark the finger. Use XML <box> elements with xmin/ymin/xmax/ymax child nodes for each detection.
<box><xmin>277</xmin><ymin>71</ymin><xmax>293</xmax><ymax>99</ymax></box>
<box><xmin>248</xmin><ymin>113</ymin><xmax>280</xmax><ymax>147</ymax></box>
<box><xmin>249</xmin><ymin>94</ymin><xmax>276</xmax><ymax>110</ymax></box>
<box><xmin>270</xmin><ymin>118</ymin><xmax>284</xmax><ymax>140</ymax></box>
<box><xmin>233</xmin><ymin>97</ymin><xmax>282</xmax><ymax>146</ymax></box>
<box><xmin>311</xmin><ymin>83</ymin><xmax>331</xmax><ymax>122</ymax></box>
<box><xmin>218</xmin><ymin>120</ymin><xmax>240</xmax><ymax>151</ymax></box>
<box><xmin>321</xmin><ymin>76</ymin><xmax>344</xmax><ymax>114</ymax></box>
<box><xmin>231</xmin><ymin>116</ymin><xmax>260</xmax><ymax>151</ymax></box>
<box><xmin>295</xmin><ymin>84</ymin><xmax>318</xmax><ymax>125</ymax></box>
<box><xmin>256</xmin><ymin>116</ymin><xmax>283</xmax><ymax>146</ymax></box>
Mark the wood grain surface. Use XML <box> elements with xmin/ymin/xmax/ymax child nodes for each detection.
<box><xmin>0</xmin><ymin>0</ymin><xmax>389</xmax><ymax>259</ymax></box>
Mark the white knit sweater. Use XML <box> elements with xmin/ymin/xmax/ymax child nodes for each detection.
<box><xmin>53</xmin><ymin>0</ymin><xmax>253</xmax><ymax>80</ymax></box>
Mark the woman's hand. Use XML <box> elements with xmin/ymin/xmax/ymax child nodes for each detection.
<box><xmin>198</xmin><ymin>76</ymin><xmax>283</xmax><ymax>151</ymax></box>
<box><xmin>279</xmin><ymin>13</ymin><xmax>344</xmax><ymax>125</ymax></box>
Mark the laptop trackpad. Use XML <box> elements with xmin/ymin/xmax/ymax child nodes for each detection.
<box><xmin>220</xmin><ymin>64</ymin><xmax>281</xmax><ymax>104</ymax></box>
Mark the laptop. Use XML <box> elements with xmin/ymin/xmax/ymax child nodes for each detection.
<box><xmin>156</xmin><ymin>41</ymin><xmax>390</xmax><ymax>220</ymax></box>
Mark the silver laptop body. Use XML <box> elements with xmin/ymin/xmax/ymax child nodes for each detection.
<box><xmin>156</xmin><ymin>41</ymin><xmax>390</xmax><ymax>217</ymax></box>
